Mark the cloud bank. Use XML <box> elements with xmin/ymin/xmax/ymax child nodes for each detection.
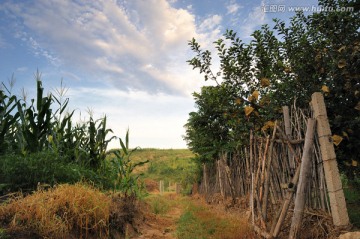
<box><xmin>1</xmin><ymin>0</ymin><xmax>225</xmax><ymax>95</ymax></box>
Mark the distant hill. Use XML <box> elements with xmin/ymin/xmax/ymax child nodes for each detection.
<box><xmin>107</xmin><ymin>148</ymin><xmax>199</xmax><ymax>194</ymax></box>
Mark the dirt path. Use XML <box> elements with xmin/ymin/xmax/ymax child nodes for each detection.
<box><xmin>132</xmin><ymin>192</ymin><xmax>255</xmax><ymax>239</ymax></box>
<box><xmin>133</xmin><ymin>193</ymin><xmax>183</xmax><ymax>239</ymax></box>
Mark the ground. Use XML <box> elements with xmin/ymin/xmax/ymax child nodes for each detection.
<box><xmin>129</xmin><ymin>179</ymin><xmax>255</xmax><ymax>239</ymax></box>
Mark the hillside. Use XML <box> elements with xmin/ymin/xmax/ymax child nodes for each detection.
<box><xmin>108</xmin><ymin>148</ymin><xmax>199</xmax><ymax>194</ymax></box>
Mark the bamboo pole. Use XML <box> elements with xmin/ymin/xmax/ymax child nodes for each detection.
<box><xmin>276</xmin><ymin>126</ymin><xmax>300</xmax><ymax>164</ymax></box>
<box><xmin>218</xmin><ymin>160</ymin><xmax>224</xmax><ymax>197</ymax></box>
<box><xmin>203</xmin><ymin>163</ymin><xmax>208</xmax><ymax>194</ymax></box>
<box><xmin>259</xmin><ymin>135</ymin><xmax>271</xmax><ymax>201</ymax></box>
<box><xmin>221</xmin><ymin>153</ymin><xmax>236</xmax><ymax>201</ymax></box>
<box><xmin>262</xmin><ymin>121</ymin><xmax>278</xmax><ymax>221</ymax></box>
<box><xmin>283</xmin><ymin>106</ymin><xmax>292</xmax><ymax>138</ymax></box>
<box><xmin>272</xmin><ymin>165</ymin><xmax>301</xmax><ymax>238</ymax></box>
<box><xmin>289</xmin><ymin>118</ymin><xmax>316</xmax><ymax>239</ymax></box>
<box><xmin>311</xmin><ymin>92</ymin><xmax>349</xmax><ymax>227</ymax></box>
<box><xmin>255</xmin><ymin>139</ymin><xmax>264</xmax><ymax>187</ymax></box>
<box><xmin>251</xmin><ymin>173</ymin><xmax>255</xmax><ymax>224</ymax></box>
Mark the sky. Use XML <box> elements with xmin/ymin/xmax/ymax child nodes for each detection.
<box><xmin>0</xmin><ymin>0</ymin><xmax>319</xmax><ymax>149</ymax></box>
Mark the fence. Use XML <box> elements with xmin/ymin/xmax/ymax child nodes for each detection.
<box><xmin>198</xmin><ymin>93</ymin><xmax>349</xmax><ymax>238</ymax></box>
<box><xmin>159</xmin><ymin>180</ymin><xmax>182</xmax><ymax>195</ymax></box>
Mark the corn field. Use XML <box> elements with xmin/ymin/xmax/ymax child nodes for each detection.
<box><xmin>0</xmin><ymin>73</ymin><xmax>145</xmax><ymax>194</ymax></box>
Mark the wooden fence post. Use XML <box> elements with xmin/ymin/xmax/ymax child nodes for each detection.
<box><xmin>283</xmin><ymin>106</ymin><xmax>295</xmax><ymax>171</ymax></box>
<box><xmin>159</xmin><ymin>180</ymin><xmax>164</xmax><ymax>194</ymax></box>
<box><xmin>176</xmin><ymin>183</ymin><xmax>181</xmax><ymax>194</ymax></box>
<box><xmin>289</xmin><ymin>118</ymin><xmax>316</xmax><ymax>239</ymax></box>
<box><xmin>203</xmin><ymin>164</ymin><xmax>208</xmax><ymax>194</ymax></box>
<box><xmin>311</xmin><ymin>92</ymin><xmax>349</xmax><ymax>227</ymax></box>
<box><xmin>272</xmin><ymin>166</ymin><xmax>301</xmax><ymax>238</ymax></box>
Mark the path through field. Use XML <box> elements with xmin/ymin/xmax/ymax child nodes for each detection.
<box><xmin>132</xmin><ymin>181</ymin><xmax>255</xmax><ymax>239</ymax></box>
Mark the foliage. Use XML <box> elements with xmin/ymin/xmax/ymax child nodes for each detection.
<box><xmin>0</xmin><ymin>72</ymin><xmax>142</xmax><ymax>194</ymax></box>
<box><xmin>0</xmin><ymin>76</ymin><xmax>20</xmax><ymax>154</ymax></box>
<box><xmin>185</xmin><ymin>0</ymin><xmax>359</xmax><ymax>175</ymax></box>
<box><xmin>341</xmin><ymin>173</ymin><xmax>360</xmax><ymax>227</ymax></box>
<box><xmin>184</xmin><ymin>85</ymin><xmax>254</xmax><ymax>163</ymax></box>
<box><xmin>108</xmin><ymin>130</ymin><xmax>149</xmax><ymax>196</ymax></box>
<box><xmin>17</xmin><ymin>75</ymin><xmax>53</xmax><ymax>153</ymax></box>
<box><xmin>0</xmin><ymin>151</ymin><xmax>111</xmax><ymax>193</ymax></box>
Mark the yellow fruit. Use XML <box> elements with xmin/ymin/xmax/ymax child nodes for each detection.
<box><xmin>235</xmin><ymin>98</ymin><xmax>242</xmax><ymax>105</ymax></box>
<box><xmin>284</xmin><ymin>67</ymin><xmax>292</xmax><ymax>73</ymax></box>
<box><xmin>321</xmin><ymin>85</ymin><xmax>330</xmax><ymax>93</ymax></box>
<box><xmin>332</xmin><ymin>134</ymin><xmax>343</xmax><ymax>146</ymax></box>
<box><xmin>261</xmin><ymin>121</ymin><xmax>275</xmax><ymax>131</ymax></box>
<box><xmin>260</xmin><ymin>78</ymin><xmax>270</xmax><ymax>87</ymax></box>
<box><xmin>337</xmin><ymin>46</ymin><xmax>346</xmax><ymax>53</ymax></box>
<box><xmin>337</xmin><ymin>59</ymin><xmax>346</xmax><ymax>68</ymax></box>
<box><xmin>252</xmin><ymin>90</ymin><xmax>259</xmax><ymax>100</ymax></box>
<box><xmin>244</xmin><ymin>106</ymin><xmax>254</xmax><ymax>117</ymax></box>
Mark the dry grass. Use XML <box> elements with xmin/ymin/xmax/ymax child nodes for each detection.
<box><xmin>0</xmin><ymin>183</ymin><xmax>112</xmax><ymax>239</ymax></box>
<box><xmin>277</xmin><ymin>208</ymin><xmax>340</xmax><ymax>239</ymax></box>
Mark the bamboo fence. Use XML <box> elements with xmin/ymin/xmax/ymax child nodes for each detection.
<box><xmin>198</xmin><ymin>93</ymin><xmax>349</xmax><ymax>238</ymax></box>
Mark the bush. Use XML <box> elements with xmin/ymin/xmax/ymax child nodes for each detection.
<box><xmin>0</xmin><ymin>151</ymin><xmax>111</xmax><ymax>193</ymax></box>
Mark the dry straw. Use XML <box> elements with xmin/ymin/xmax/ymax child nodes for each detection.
<box><xmin>0</xmin><ymin>183</ymin><xmax>111</xmax><ymax>239</ymax></box>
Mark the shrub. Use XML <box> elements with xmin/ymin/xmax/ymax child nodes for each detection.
<box><xmin>0</xmin><ymin>151</ymin><xmax>112</xmax><ymax>193</ymax></box>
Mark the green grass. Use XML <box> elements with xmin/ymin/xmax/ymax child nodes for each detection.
<box><xmin>146</xmin><ymin>194</ymin><xmax>173</xmax><ymax>215</ymax></box>
<box><xmin>344</xmin><ymin>185</ymin><xmax>360</xmax><ymax>228</ymax></box>
<box><xmin>176</xmin><ymin>202</ymin><xmax>255</xmax><ymax>239</ymax></box>
<box><xmin>341</xmin><ymin>173</ymin><xmax>360</xmax><ymax>228</ymax></box>
<box><xmin>107</xmin><ymin>148</ymin><xmax>200</xmax><ymax>194</ymax></box>
<box><xmin>176</xmin><ymin>205</ymin><xmax>218</xmax><ymax>239</ymax></box>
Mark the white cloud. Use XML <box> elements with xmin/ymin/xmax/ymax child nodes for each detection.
<box><xmin>241</xmin><ymin>0</ymin><xmax>267</xmax><ymax>38</ymax></box>
<box><xmin>195</xmin><ymin>14</ymin><xmax>223</xmax><ymax>52</ymax></box>
<box><xmin>198</xmin><ymin>15</ymin><xmax>222</xmax><ymax>32</ymax></box>
<box><xmin>2</xmin><ymin>0</ymin><xmax>213</xmax><ymax>95</ymax></box>
<box><xmin>16</xmin><ymin>67</ymin><xmax>28</xmax><ymax>72</ymax></box>
<box><xmin>66</xmin><ymin>86</ymin><xmax>193</xmax><ymax>148</ymax></box>
<box><xmin>227</xmin><ymin>2</ymin><xmax>243</xmax><ymax>14</ymax></box>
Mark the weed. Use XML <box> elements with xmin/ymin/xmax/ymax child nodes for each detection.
<box><xmin>176</xmin><ymin>203</ymin><xmax>255</xmax><ymax>239</ymax></box>
<box><xmin>148</xmin><ymin>195</ymin><xmax>171</xmax><ymax>215</ymax></box>
<box><xmin>177</xmin><ymin>210</ymin><xmax>204</xmax><ymax>239</ymax></box>
<box><xmin>108</xmin><ymin>130</ymin><xmax>149</xmax><ymax>196</ymax></box>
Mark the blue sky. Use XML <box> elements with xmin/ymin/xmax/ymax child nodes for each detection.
<box><xmin>0</xmin><ymin>0</ymin><xmax>318</xmax><ymax>149</ymax></box>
